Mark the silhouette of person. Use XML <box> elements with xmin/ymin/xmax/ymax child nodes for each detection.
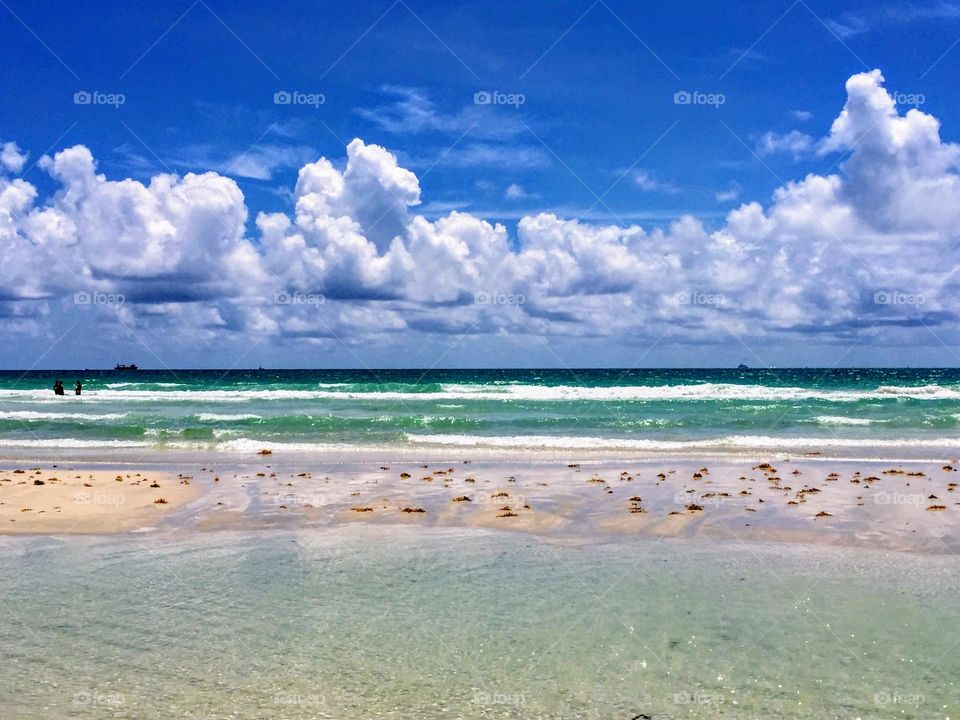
<box><xmin>74</xmin><ymin>381</ymin><xmax>82</xmax><ymax>396</ymax></box>
<box><xmin>53</xmin><ymin>380</ymin><xmax>64</xmax><ymax>396</ymax></box>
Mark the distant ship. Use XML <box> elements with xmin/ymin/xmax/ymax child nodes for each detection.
<box><xmin>114</xmin><ymin>363</ymin><xmax>138</xmax><ymax>371</ymax></box>
<box><xmin>737</xmin><ymin>363</ymin><xmax>749</xmax><ymax>370</ymax></box>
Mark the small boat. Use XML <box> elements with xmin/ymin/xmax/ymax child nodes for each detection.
<box><xmin>114</xmin><ymin>363</ymin><xmax>138</xmax><ymax>371</ymax></box>
<box><xmin>737</xmin><ymin>363</ymin><xmax>749</xmax><ymax>370</ymax></box>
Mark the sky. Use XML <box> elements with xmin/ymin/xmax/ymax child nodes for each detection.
<box><xmin>2</xmin><ymin>0</ymin><xmax>960</xmax><ymax>368</ymax></box>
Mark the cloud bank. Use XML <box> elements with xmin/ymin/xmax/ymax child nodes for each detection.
<box><xmin>2</xmin><ymin>70</ymin><xmax>959</xmax><ymax>356</ymax></box>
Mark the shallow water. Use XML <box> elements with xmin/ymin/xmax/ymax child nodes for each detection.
<box><xmin>0</xmin><ymin>527</ymin><xmax>957</xmax><ymax>719</ymax></box>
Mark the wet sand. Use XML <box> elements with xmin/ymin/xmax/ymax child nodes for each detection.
<box><xmin>0</xmin><ymin>466</ymin><xmax>197</xmax><ymax>534</ymax></box>
<box><xmin>3</xmin><ymin>455</ymin><xmax>960</xmax><ymax>551</ymax></box>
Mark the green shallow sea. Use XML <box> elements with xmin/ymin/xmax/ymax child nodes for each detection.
<box><xmin>1</xmin><ymin>527</ymin><xmax>957</xmax><ymax>719</ymax></box>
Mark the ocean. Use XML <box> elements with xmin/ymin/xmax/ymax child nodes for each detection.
<box><xmin>1</xmin><ymin>368</ymin><xmax>960</xmax><ymax>457</ymax></box>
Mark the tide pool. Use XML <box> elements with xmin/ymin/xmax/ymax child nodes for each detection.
<box><xmin>0</xmin><ymin>527</ymin><xmax>956</xmax><ymax>718</ymax></box>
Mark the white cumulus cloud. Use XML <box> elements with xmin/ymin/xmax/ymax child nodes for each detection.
<box><xmin>1</xmin><ymin>69</ymin><xmax>959</xmax><ymax>357</ymax></box>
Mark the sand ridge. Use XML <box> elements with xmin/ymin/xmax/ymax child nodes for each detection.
<box><xmin>4</xmin><ymin>457</ymin><xmax>960</xmax><ymax>551</ymax></box>
<box><xmin>0</xmin><ymin>465</ymin><xmax>198</xmax><ymax>534</ymax></box>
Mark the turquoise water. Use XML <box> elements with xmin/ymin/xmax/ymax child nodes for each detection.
<box><xmin>0</xmin><ymin>528</ymin><xmax>956</xmax><ymax>719</ymax></box>
<box><xmin>1</xmin><ymin>369</ymin><xmax>960</xmax><ymax>455</ymax></box>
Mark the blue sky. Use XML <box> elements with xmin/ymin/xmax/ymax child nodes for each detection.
<box><xmin>2</xmin><ymin>0</ymin><xmax>960</xmax><ymax>368</ymax></box>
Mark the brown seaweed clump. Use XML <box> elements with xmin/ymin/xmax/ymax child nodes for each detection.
<box><xmin>401</xmin><ymin>507</ymin><xmax>426</xmax><ymax>514</ymax></box>
<box><xmin>451</xmin><ymin>496</ymin><xmax>472</xmax><ymax>502</ymax></box>
<box><xmin>351</xmin><ymin>506</ymin><xmax>374</xmax><ymax>513</ymax></box>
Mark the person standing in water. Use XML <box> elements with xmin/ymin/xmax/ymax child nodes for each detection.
<box><xmin>53</xmin><ymin>380</ymin><xmax>64</xmax><ymax>396</ymax></box>
<box><xmin>74</xmin><ymin>381</ymin><xmax>82</xmax><ymax>395</ymax></box>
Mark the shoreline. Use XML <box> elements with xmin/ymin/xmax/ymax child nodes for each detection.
<box><xmin>2</xmin><ymin>454</ymin><xmax>959</xmax><ymax>553</ymax></box>
<box><xmin>0</xmin><ymin>441</ymin><xmax>958</xmax><ymax>466</ymax></box>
